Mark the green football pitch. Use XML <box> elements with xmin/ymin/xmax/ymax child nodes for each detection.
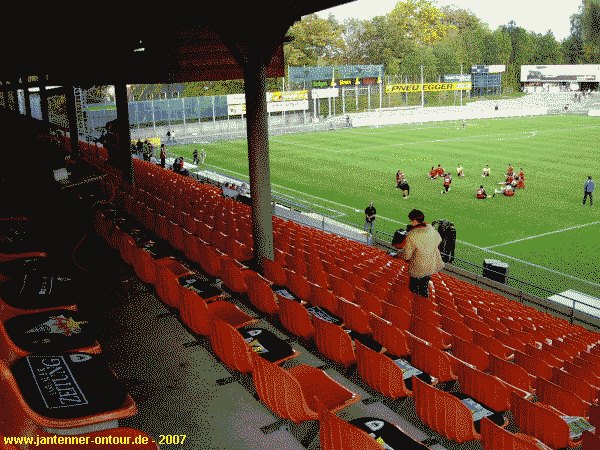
<box><xmin>167</xmin><ymin>114</ymin><xmax>600</xmax><ymax>299</ymax></box>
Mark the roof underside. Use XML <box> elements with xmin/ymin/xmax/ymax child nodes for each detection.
<box><xmin>0</xmin><ymin>2</ymin><xmax>352</xmax><ymax>86</ymax></box>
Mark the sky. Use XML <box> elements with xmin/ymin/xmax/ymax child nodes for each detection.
<box><xmin>315</xmin><ymin>0</ymin><xmax>581</xmax><ymax>41</ymax></box>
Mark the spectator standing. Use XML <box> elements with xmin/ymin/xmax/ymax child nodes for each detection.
<box><xmin>160</xmin><ymin>144</ymin><xmax>166</xmax><ymax>168</ymax></box>
<box><xmin>364</xmin><ymin>202</ymin><xmax>377</xmax><ymax>243</ymax></box>
<box><xmin>166</xmin><ymin>130</ymin><xmax>171</xmax><ymax>143</ymax></box>
<box><xmin>403</xmin><ymin>209</ymin><xmax>444</xmax><ymax>299</ymax></box>
<box><xmin>583</xmin><ymin>176</ymin><xmax>594</xmax><ymax>207</ymax></box>
<box><xmin>193</xmin><ymin>148</ymin><xmax>199</xmax><ymax>165</ymax></box>
<box><xmin>200</xmin><ymin>148</ymin><xmax>206</xmax><ymax>167</ymax></box>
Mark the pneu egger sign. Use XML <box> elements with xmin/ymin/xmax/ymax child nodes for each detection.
<box><xmin>385</xmin><ymin>82</ymin><xmax>472</xmax><ymax>93</ymax></box>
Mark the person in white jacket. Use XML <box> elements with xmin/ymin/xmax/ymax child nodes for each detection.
<box><xmin>403</xmin><ymin>209</ymin><xmax>445</xmax><ymax>299</ymax></box>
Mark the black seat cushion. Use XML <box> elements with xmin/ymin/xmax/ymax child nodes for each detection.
<box><xmin>12</xmin><ymin>352</ymin><xmax>128</xmax><ymax>419</ymax></box>
<box><xmin>349</xmin><ymin>417</ymin><xmax>429</xmax><ymax>449</ymax></box>
<box><xmin>238</xmin><ymin>327</ymin><xmax>295</xmax><ymax>363</ymax></box>
<box><xmin>4</xmin><ymin>310</ymin><xmax>98</xmax><ymax>353</ymax></box>
<box><xmin>0</xmin><ymin>274</ymin><xmax>81</xmax><ymax>309</ymax></box>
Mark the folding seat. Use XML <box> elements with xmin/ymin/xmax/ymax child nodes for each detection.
<box><xmin>328</xmin><ymin>274</ymin><xmax>356</xmax><ymax>301</ymax></box>
<box><xmin>354</xmin><ymin>289</ymin><xmax>382</xmax><ymax>316</ymax></box>
<box><xmin>552</xmin><ymin>367</ymin><xmax>599</xmax><ymax>405</ymax></box>
<box><xmin>573</xmin><ymin>355</ymin><xmax>600</xmax><ymax>378</ymax></box>
<box><xmin>582</xmin><ymin>428</ymin><xmax>600</xmax><ymax>450</ymax></box>
<box><xmin>464</xmin><ymin>315</ymin><xmax>494</xmax><ymax>337</ymax></box>
<box><xmin>472</xmin><ymin>329</ymin><xmax>513</xmax><ymax>361</ymax></box>
<box><xmin>354</xmin><ymin>340</ymin><xmax>412</xmax><ymax>400</ymax></box>
<box><xmin>452</xmin><ymin>335</ymin><xmax>490</xmax><ymax>371</ymax></box>
<box><xmin>337</xmin><ymin>298</ymin><xmax>371</xmax><ymax>335</ymax></box>
<box><xmin>251</xmin><ymin>352</ymin><xmax>360</xmax><ymax>423</ymax></box>
<box><xmin>536</xmin><ymin>377</ymin><xmax>591</xmax><ymax>418</ymax></box>
<box><xmin>168</xmin><ymin>221</ymin><xmax>185</xmax><ymax>253</ymax></box>
<box><xmin>409</xmin><ymin>317</ymin><xmax>452</xmax><ymax>350</ymax></box>
<box><xmin>563</xmin><ymin>360</ymin><xmax>600</xmax><ymax>390</ymax></box>
<box><xmin>524</xmin><ymin>343</ymin><xmax>564</xmax><ymax>368</ymax></box>
<box><xmin>209</xmin><ymin>319</ymin><xmax>297</xmax><ymax>374</ymax></box>
<box><xmin>381</xmin><ymin>301</ymin><xmax>410</xmax><ymax>331</ymax></box>
<box><xmin>513</xmin><ymin>350</ymin><xmax>553</xmax><ymax>381</ymax></box>
<box><xmin>277</xmin><ymin>293</ymin><xmax>315</xmax><ymax>341</ymax></box>
<box><xmin>180</xmin><ymin>289</ymin><xmax>256</xmax><ymax>336</ymax></box>
<box><xmin>312</xmin><ymin>316</ymin><xmax>356</xmax><ymax>367</ymax></box>
<box><xmin>494</xmin><ymin>328</ymin><xmax>527</xmax><ymax>352</ymax></box>
<box><xmin>319</xmin><ymin>408</ymin><xmax>388</xmax><ymax>450</ymax></box>
<box><xmin>285</xmin><ymin>269</ymin><xmax>311</xmax><ymax>302</ymax></box>
<box><xmin>219</xmin><ymin>256</ymin><xmax>250</xmax><ymax>295</ymax></box>
<box><xmin>510</xmin><ymin>391</ymin><xmax>581</xmax><ymax>449</ymax></box>
<box><xmin>412</xmin><ymin>376</ymin><xmax>480</xmax><ymax>443</ymax></box>
<box><xmin>441</xmin><ymin>315</ymin><xmax>474</xmax><ymax>343</ymax></box>
<box><xmin>198</xmin><ymin>246</ymin><xmax>224</xmax><ymax>279</ymax></box>
<box><xmin>154</xmin><ymin>258</ymin><xmax>194</xmax><ymax>309</ymax></box>
<box><xmin>369</xmin><ymin>313</ymin><xmax>410</xmax><ymax>359</ymax></box>
<box><xmin>409</xmin><ymin>335</ymin><xmax>457</xmax><ymax>384</ymax></box>
<box><xmin>438</xmin><ymin>303</ymin><xmax>464</xmax><ymax>323</ymax></box>
<box><xmin>0</xmin><ymin>355</ymin><xmax>137</xmax><ymax>439</ymax></box>
<box><xmin>245</xmin><ymin>272</ymin><xmax>279</xmax><ymax>315</ymax></box>
<box><xmin>309</xmin><ymin>284</ymin><xmax>340</xmax><ymax>316</ymax></box>
<box><xmin>488</xmin><ymin>354</ymin><xmax>535</xmax><ymax>397</ymax></box>
<box><xmin>479</xmin><ymin>417</ymin><xmax>543</xmax><ymax>450</ymax></box>
<box><xmin>456</xmin><ymin>361</ymin><xmax>511</xmax><ymax>416</ymax></box>
<box><xmin>261</xmin><ymin>257</ymin><xmax>287</xmax><ymax>286</ymax></box>
<box><xmin>411</xmin><ymin>300</ymin><xmax>441</xmax><ymax>327</ymax></box>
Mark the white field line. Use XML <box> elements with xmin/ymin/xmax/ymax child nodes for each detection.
<box><xmin>457</xmin><ymin>240</ymin><xmax>600</xmax><ymax>288</ymax></box>
<box><xmin>486</xmin><ymin>221</ymin><xmax>600</xmax><ymax>249</ymax></box>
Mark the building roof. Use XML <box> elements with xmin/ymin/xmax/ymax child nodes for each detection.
<box><xmin>0</xmin><ymin>2</ymin><xmax>352</xmax><ymax>86</ymax></box>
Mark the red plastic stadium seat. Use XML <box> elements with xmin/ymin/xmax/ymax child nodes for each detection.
<box><xmin>488</xmin><ymin>354</ymin><xmax>535</xmax><ymax>396</ymax></box>
<box><xmin>209</xmin><ymin>319</ymin><xmax>298</xmax><ymax>374</ymax></box>
<box><xmin>337</xmin><ymin>298</ymin><xmax>371</xmax><ymax>335</ymax></box>
<box><xmin>452</xmin><ymin>335</ymin><xmax>490</xmax><ymax>371</ymax></box>
<box><xmin>552</xmin><ymin>367</ymin><xmax>599</xmax><ymax>405</ymax></box>
<box><xmin>181</xmin><ymin>295</ymin><xmax>256</xmax><ymax>336</ymax></box>
<box><xmin>412</xmin><ymin>376</ymin><xmax>480</xmax><ymax>443</ymax></box>
<box><xmin>456</xmin><ymin>361</ymin><xmax>511</xmax><ymax>414</ymax></box>
<box><xmin>354</xmin><ymin>340</ymin><xmax>412</xmax><ymax>400</ymax></box>
<box><xmin>513</xmin><ymin>350</ymin><xmax>553</xmax><ymax>381</ymax></box>
<box><xmin>251</xmin><ymin>353</ymin><xmax>360</xmax><ymax>423</ymax></box>
<box><xmin>246</xmin><ymin>272</ymin><xmax>279</xmax><ymax>315</ymax></box>
<box><xmin>409</xmin><ymin>318</ymin><xmax>452</xmax><ymax>350</ymax></box>
<box><xmin>261</xmin><ymin>257</ymin><xmax>287</xmax><ymax>286</ymax></box>
<box><xmin>480</xmin><ymin>417</ymin><xmax>542</xmax><ymax>450</ymax></box>
<box><xmin>277</xmin><ymin>294</ymin><xmax>314</xmax><ymax>340</ymax></box>
<box><xmin>536</xmin><ymin>376</ymin><xmax>591</xmax><ymax>418</ymax></box>
<box><xmin>510</xmin><ymin>391</ymin><xmax>580</xmax><ymax>449</ymax></box>
<box><xmin>313</xmin><ymin>316</ymin><xmax>356</xmax><ymax>367</ymax></box>
<box><xmin>369</xmin><ymin>313</ymin><xmax>410</xmax><ymax>359</ymax></box>
<box><xmin>409</xmin><ymin>335</ymin><xmax>457</xmax><ymax>384</ymax></box>
<box><xmin>381</xmin><ymin>301</ymin><xmax>410</xmax><ymax>331</ymax></box>
<box><xmin>318</xmin><ymin>408</ymin><xmax>385</xmax><ymax>450</ymax></box>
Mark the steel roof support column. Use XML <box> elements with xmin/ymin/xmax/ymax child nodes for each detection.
<box><xmin>23</xmin><ymin>80</ymin><xmax>31</xmax><ymax>117</ymax></box>
<box><xmin>39</xmin><ymin>80</ymin><xmax>49</xmax><ymax>122</ymax></box>
<box><xmin>65</xmin><ymin>86</ymin><xmax>79</xmax><ymax>155</ymax></box>
<box><xmin>114</xmin><ymin>82</ymin><xmax>134</xmax><ymax>184</ymax></box>
<box><xmin>244</xmin><ymin>56</ymin><xmax>274</xmax><ymax>269</ymax></box>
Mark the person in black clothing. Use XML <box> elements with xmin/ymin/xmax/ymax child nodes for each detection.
<box><xmin>193</xmin><ymin>148</ymin><xmax>199</xmax><ymax>165</ymax></box>
<box><xmin>364</xmin><ymin>202</ymin><xmax>376</xmax><ymax>235</ymax></box>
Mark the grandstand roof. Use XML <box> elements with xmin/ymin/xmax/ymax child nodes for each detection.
<box><xmin>0</xmin><ymin>2</ymin><xmax>351</xmax><ymax>86</ymax></box>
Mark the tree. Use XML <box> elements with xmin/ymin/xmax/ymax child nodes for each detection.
<box><xmin>285</xmin><ymin>14</ymin><xmax>345</xmax><ymax>67</ymax></box>
<box><xmin>533</xmin><ymin>31</ymin><xmax>563</xmax><ymax>64</ymax></box>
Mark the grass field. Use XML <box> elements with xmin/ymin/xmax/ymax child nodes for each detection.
<box><xmin>165</xmin><ymin>114</ymin><xmax>600</xmax><ymax>301</ymax></box>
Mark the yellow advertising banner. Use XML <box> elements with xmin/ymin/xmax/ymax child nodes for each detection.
<box><xmin>268</xmin><ymin>90</ymin><xmax>308</xmax><ymax>102</ymax></box>
<box><xmin>385</xmin><ymin>82</ymin><xmax>472</xmax><ymax>93</ymax></box>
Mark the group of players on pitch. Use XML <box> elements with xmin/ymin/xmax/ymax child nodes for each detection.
<box><xmin>395</xmin><ymin>163</ymin><xmax>525</xmax><ymax>199</ymax></box>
